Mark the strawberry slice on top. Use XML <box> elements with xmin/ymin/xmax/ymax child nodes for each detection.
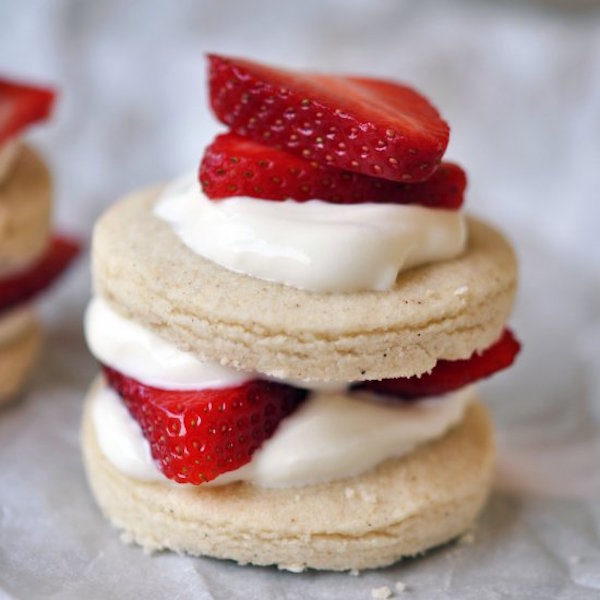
<box><xmin>200</xmin><ymin>133</ymin><xmax>466</xmax><ymax>209</ymax></box>
<box><xmin>103</xmin><ymin>366</ymin><xmax>307</xmax><ymax>484</ymax></box>
<box><xmin>0</xmin><ymin>235</ymin><xmax>80</xmax><ymax>312</ymax></box>
<box><xmin>208</xmin><ymin>54</ymin><xmax>449</xmax><ymax>183</ymax></box>
<box><xmin>0</xmin><ymin>78</ymin><xmax>55</xmax><ymax>144</ymax></box>
<box><xmin>356</xmin><ymin>329</ymin><xmax>521</xmax><ymax>400</ymax></box>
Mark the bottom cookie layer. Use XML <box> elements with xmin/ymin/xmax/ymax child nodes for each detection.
<box><xmin>81</xmin><ymin>380</ymin><xmax>494</xmax><ymax>571</ymax></box>
<box><xmin>0</xmin><ymin>318</ymin><xmax>41</xmax><ymax>406</ymax></box>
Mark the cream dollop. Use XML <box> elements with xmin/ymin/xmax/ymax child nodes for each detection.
<box><xmin>84</xmin><ymin>296</ymin><xmax>250</xmax><ymax>390</ymax></box>
<box><xmin>153</xmin><ymin>173</ymin><xmax>467</xmax><ymax>293</ymax></box>
<box><xmin>85</xmin><ymin>296</ymin><xmax>349</xmax><ymax>392</ymax></box>
<box><xmin>90</xmin><ymin>378</ymin><xmax>474</xmax><ymax>488</ymax></box>
<box><xmin>0</xmin><ymin>138</ymin><xmax>21</xmax><ymax>184</ymax></box>
<box><xmin>92</xmin><ymin>382</ymin><xmax>160</xmax><ymax>482</ymax></box>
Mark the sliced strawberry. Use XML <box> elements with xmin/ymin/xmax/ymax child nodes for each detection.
<box><xmin>103</xmin><ymin>366</ymin><xmax>308</xmax><ymax>484</ymax></box>
<box><xmin>0</xmin><ymin>78</ymin><xmax>55</xmax><ymax>144</ymax></box>
<box><xmin>0</xmin><ymin>235</ymin><xmax>80</xmax><ymax>312</ymax></box>
<box><xmin>356</xmin><ymin>329</ymin><xmax>520</xmax><ymax>399</ymax></box>
<box><xmin>208</xmin><ymin>54</ymin><xmax>449</xmax><ymax>183</ymax></box>
<box><xmin>200</xmin><ymin>133</ymin><xmax>465</xmax><ymax>208</ymax></box>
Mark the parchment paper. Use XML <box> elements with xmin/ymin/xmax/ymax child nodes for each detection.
<box><xmin>1</xmin><ymin>1</ymin><xmax>599</xmax><ymax>598</ymax></box>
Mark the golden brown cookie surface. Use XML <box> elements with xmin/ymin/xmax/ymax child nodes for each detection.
<box><xmin>0</xmin><ymin>145</ymin><xmax>52</xmax><ymax>275</ymax></box>
<box><xmin>0</xmin><ymin>314</ymin><xmax>41</xmax><ymax>406</ymax></box>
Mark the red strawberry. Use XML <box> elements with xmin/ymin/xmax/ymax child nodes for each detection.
<box><xmin>102</xmin><ymin>366</ymin><xmax>308</xmax><ymax>484</ymax></box>
<box><xmin>200</xmin><ymin>133</ymin><xmax>466</xmax><ymax>209</ymax></box>
<box><xmin>356</xmin><ymin>329</ymin><xmax>520</xmax><ymax>399</ymax></box>
<box><xmin>0</xmin><ymin>235</ymin><xmax>80</xmax><ymax>312</ymax></box>
<box><xmin>208</xmin><ymin>54</ymin><xmax>449</xmax><ymax>183</ymax></box>
<box><xmin>0</xmin><ymin>78</ymin><xmax>55</xmax><ymax>144</ymax></box>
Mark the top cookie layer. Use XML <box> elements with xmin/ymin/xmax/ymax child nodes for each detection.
<box><xmin>93</xmin><ymin>186</ymin><xmax>517</xmax><ymax>382</ymax></box>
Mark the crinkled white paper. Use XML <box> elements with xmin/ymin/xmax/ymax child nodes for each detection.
<box><xmin>1</xmin><ymin>1</ymin><xmax>599</xmax><ymax>598</ymax></box>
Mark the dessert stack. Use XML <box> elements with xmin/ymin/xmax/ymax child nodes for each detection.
<box><xmin>0</xmin><ymin>78</ymin><xmax>79</xmax><ymax>405</ymax></box>
<box><xmin>83</xmin><ymin>55</ymin><xmax>519</xmax><ymax>571</ymax></box>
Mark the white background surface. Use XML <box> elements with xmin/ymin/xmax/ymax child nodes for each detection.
<box><xmin>0</xmin><ymin>1</ymin><xmax>599</xmax><ymax>598</ymax></box>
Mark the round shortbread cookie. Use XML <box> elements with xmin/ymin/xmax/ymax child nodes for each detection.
<box><xmin>81</xmin><ymin>378</ymin><xmax>494</xmax><ymax>571</ymax></box>
<box><xmin>93</xmin><ymin>186</ymin><xmax>517</xmax><ymax>382</ymax></box>
<box><xmin>0</xmin><ymin>317</ymin><xmax>41</xmax><ymax>406</ymax></box>
<box><xmin>0</xmin><ymin>145</ymin><xmax>52</xmax><ymax>275</ymax></box>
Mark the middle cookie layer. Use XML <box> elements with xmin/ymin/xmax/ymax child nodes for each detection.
<box><xmin>93</xmin><ymin>185</ymin><xmax>516</xmax><ymax>382</ymax></box>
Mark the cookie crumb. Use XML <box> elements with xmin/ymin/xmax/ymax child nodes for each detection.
<box><xmin>119</xmin><ymin>531</ymin><xmax>134</xmax><ymax>545</ymax></box>
<box><xmin>458</xmin><ymin>531</ymin><xmax>475</xmax><ymax>545</ymax></box>
<box><xmin>454</xmin><ymin>285</ymin><xmax>469</xmax><ymax>297</ymax></box>
<box><xmin>279</xmin><ymin>563</ymin><xmax>305</xmax><ymax>573</ymax></box>
<box><xmin>371</xmin><ymin>586</ymin><xmax>392</xmax><ymax>599</ymax></box>
<box><xmin>395</xmin><ymin>581</ymin><xmax>407</xmax><ymax>592</ymax></box>
<box><xmin>359</xmin><ymin>488</ymin><xmax>377</xmax><ymax>503</ymax></box>
<box><xmin>349</xmin><ymin>569</ymin><xmax>360</xmax><ymax>576</ymax></box>
<box><xmin>269</xmin><ymin>369</ymin><xmax>287</xmax><ymax>379</ymax></box>
<box><xmin>345</xmin><ymin>487</ymin><xmax>356</xmax><ymax>499</ymax></box>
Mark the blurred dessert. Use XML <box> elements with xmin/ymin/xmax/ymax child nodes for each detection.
<box><xmin>0</xmin><ymin>77</ymin><xmax>80</xmax><ymax>405</ymax></box>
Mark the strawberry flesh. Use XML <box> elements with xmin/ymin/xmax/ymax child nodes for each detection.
<box><xmin>103</xmin><ymin>366</ymin><xmax>308</xmax><ymax>484</ymax></box>
<box><xmin>200</xmin><ymin>133</ymin><xmax>466</xmax><ymax>208</ymax></box>
<box><xmin>356</xmin><ymin>329</ymin><xmax>520</xmax><ymax>399</ymax></box>
<box><xmin>0</xmin><ymin>78</ymin><xmax>55</xmax><ymax>144</ymax></box>
<box><xmin>208</xmin><ymin>54</ymin><xmax>449</xmax><ymax>183</ymax></box>
<box><xmin>0</xmin><ymin>235</ymin><xmax>80</xmax><ymax>312</ymax></box>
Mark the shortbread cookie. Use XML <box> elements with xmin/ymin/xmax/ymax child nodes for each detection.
<box><xmin>0</xmin><ymin>316</ymin><xmax>41</xmax><ymax>405</ymax></box>
<box><xmin>0</xmin><ymin>145</ymin><xmax>52</xmax><ymax>274</ymax></box>
<box><xmin>81</xmin><ymin>378</ymin><xmax>494</xmax><ymax>571</ymax></box>
<box><xmin>93</xmin><ymin>186</ymin><xmax>517</xmax><ymax>382</ymax></box>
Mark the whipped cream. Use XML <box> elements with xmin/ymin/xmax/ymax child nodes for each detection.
<box><xmin>91</xmin><ymin>378</ymin><xmax>473</xmax><ymax>487</ymax></box>
<box><xmin>92</xmin><ymin>382</ymin><xmax>159</xmax><ymax>481</ymax></box>
<box><xmin>154</xmin><ymin>173</ymin><xmax>467</xmax><ymax>293</ymax></box>
<box><xmin>85</xmin><ymin>296</ymin><xmax>349</xmax><ymax>392</ymax></box>
<box><xmin>0</xmin><ymin>138</ymin><xmax>21</xmax><ymax>184</ymax></box>
<box><xmin>85</xmin><ymin>296</ymin><xmax>250</xmax><ymax>390</ymax></box>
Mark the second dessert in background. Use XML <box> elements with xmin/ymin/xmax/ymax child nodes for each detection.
<box><xmin>82</xmin><ymin>54</ymin><xmax>519</xmax><ymax>571</ymax></box>
<box><xmin>0</xmin><ymin>77</ymin><xmax>80</xmax><ymax>405</ymax></box>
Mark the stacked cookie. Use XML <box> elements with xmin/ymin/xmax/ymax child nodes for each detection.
<box><xmin>0</xmin><ymin>78</ymin><xmax>79</xmax><ymax>405</ymax></box>
<box><xmin>83</xmin><ymin>55</ymin><xmax>519</xmax><ymax>571</ymax></box>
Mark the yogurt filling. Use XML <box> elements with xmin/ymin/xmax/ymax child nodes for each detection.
<box><xmin>86</xmin><ymin>297</ymin><xmax>473</xmax><ymax>488</ymax></box>
<box><xmin>85</xmin><ymin>296</ymin><xmax>250</xmax><ymax>390</ymax></box>
<box><xmin>153</xmin><ymin>173</ymin><xmax>467</xmax><ymax>293</ymax></box>
<box><xmin>0</xmin><ymin>137</ymin><xmax>21</xmax><ymax>184</ymax></box>
<box><xmin>91</xmin><ymin>379</ymin><xmax>473</xmax><ymax>488</ymax></box>
<box><xmin>86</xmin><ymin>296</ymin><xmax>348</xmax><ymax>392</ymax></box>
